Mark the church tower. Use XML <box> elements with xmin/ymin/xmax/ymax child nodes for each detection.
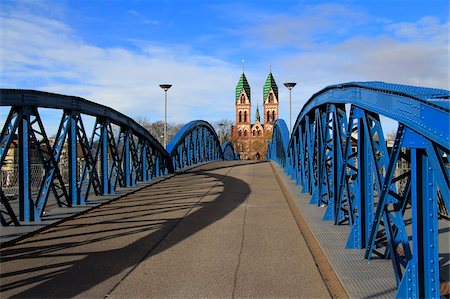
<box><xmin>263</xmin><ymin>70</ymin><xmax>279</xmax><ymax>129</ymax></box>
<box><xmin>235</xmin><ymin>71</ymin><xmax>251</xmax><ymax>138</ymax></box>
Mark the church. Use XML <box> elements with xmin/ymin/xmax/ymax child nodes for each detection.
<box><xmin>231</xmin><ymin>69</ymin><xmax>279</xmax><ymax>160</ymax></box>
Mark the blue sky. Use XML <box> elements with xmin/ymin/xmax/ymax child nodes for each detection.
<box><xmin>1</xmin><ymin>0</ymin><xmax>449</xmax><ymax>132</ymax></box>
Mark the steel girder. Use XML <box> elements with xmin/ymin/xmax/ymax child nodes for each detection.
<box><xmin>269</xmin><ymin>82</ymin><xmax>449</xmax><ymax>298</ymax></box>
<box><xmin>266</xmin><ymin>119</ymin><xmax>289</xmax><ymax>168</ymax></box>
<box><xmin>0</xmin><ymin>89</ymin><xmax>172</xmax><ymax>226</ymax></box>
<box><xmin>166</xmin><ymin>120</ymin><xmax>237</xmax><ymax>172</ymax></box>
<box><xmin>222</xmin><ymin>141</ymin><xmax>238</xmax><ymax>161</ymax></box>
<box><xmin>0</xmin><ymin>89</ymin><xmax>240</xmax><ymax>227</ymax></box>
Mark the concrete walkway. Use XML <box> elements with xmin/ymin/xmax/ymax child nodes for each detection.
<box><xmin>0</xmin><ymin>160</ymin><xmax>330</xmax><ymax>298</ymax></box>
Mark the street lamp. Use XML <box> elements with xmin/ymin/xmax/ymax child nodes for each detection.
<box><xmin>218</xmin><ymin>122</ymin><xmax>225</xmax><ymax>144</ymax></box>
<box><xmin>159</xmin><ymin>84</ymin><xmax>172</xmax><ymax>148</ymax></box>
<box><xmin>283</xmin><ymin>82</ymin><xmax>297</xmax><ymax>134</ymax></box>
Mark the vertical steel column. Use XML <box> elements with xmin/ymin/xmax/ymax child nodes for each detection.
<box><xmin>186</xmin><ymin>136</ymin><xmax>191</xmax><ymax>166</ymax></box>
<box><xmin>418</xmin><ymin>148</ymin><xmax>439</xmax><ymax>298</ymax></box>
<box><xmin>334</xmin><ymin>106</ymin><xmax>348</xmax><ymax>224</ymax></box>
<box><xmin>193</xmin><ymin>131</ymin><xmax>198</xmax><ymax>164</ymax></box>
<box><xmin>292</xmin><ymin>135</ymin><xmax>299</xmax><ymax>183</ymax></box>
<box><xmin>357</xmin><ymin>117</ymin><xmax>372</xmax><ymax>248</ymax></box>
<box><xmin>397</xmin><ymin>147</ymin><xmax>439</xmax><ymax>298</ymax></box>
<box><xmin>18</xmin><ymin>109</ymin><xmax>38</xmax><ymax>221</ymax></box>
<box><xmin>155</xmin><ymin>154</ymin><xmax>160</xmax><ymax>177</ymax></box>
<box><xmin>311</xmin><ymin>108</ymin><xmax>323</xmax><ymax>205</ymax></box>
<box><xmin>401</xmin><ymin>146</ymin><xmax>439</xmax><ymax>297</ymax></box>
<box><xmin>141</xmin><ymin>143</ymin><xmax>148</xmax><ymax>181</ymax></box>
<box><xmin>298</xmin><ymin>125</ymin><xmax>305</xmax><ymax>187</ymax></box>
<box><xmin>305</xmin><ymin>115</ymin><xmax>315</xmax><ymax>194</ymax></box>
<box><xmin>323</xmin><ymin>107</ymin><xmax>335</xmax><ymax>221</ymax></box>
<box><xmin>347</xmin><ymin>113</ymin><xmax>374</xmax><ymax>249</ymax></box>
<box><xmin>124</xmin><ymin>130</ymin><xmax>131</xmax><ymax>187</ymax></box>
<box><xmin>101</xmin><ymin>122</ymin><xmax>108</xmax><ymax>194</ymax></box>
<box><xmin>288</xmin><ymin>146</ymin><xmax>294</xmax><ymax>178</ymax></box>
<box><xmin>68</xmin><ymin>112</ymin><xmax>80</xmax><ymax>205</ymax></box>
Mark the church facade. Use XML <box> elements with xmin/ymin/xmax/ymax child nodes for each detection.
<box><xmin>231</xmin><ymin>70</ymin><xmax>279</xmax><ymax>160</ymax></box>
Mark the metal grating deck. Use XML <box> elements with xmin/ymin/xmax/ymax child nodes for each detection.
<box><xmin>273</xmin><ymin>162</ymin><xmax>397</xmax><ymax>298</ymax></box>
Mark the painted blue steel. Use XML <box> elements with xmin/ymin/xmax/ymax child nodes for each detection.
<box><xmin>32</xmin><ymin>110</ymin><xmax>71</xmax><ymax>215</ymax></box>
<box><xmin>167</xmin><ymin>120</ymin><xmax>221</xmax><ymax>172</ymax></box>
<box><xmin>0</xmin><ymin>109</ymin><xmax>21</xmax><ymax>166</ymax></box>
<box><xmin>221</xmin><ymin>141</ymin><xmax>237</xmax><ymax>161</ymax></box>
<box><xmin>68</xmin><ymin>112</ymin><xmax>79</xmax><ymax>206</ymax></box>
<box><xmin>267</xmin><ymin>119</ymin><xmax>289</xmax><ymax>167</ymax></box>
<box><xmin>101</xmin><ymin>121</ymin><xmax>109</xmax><ymax>195</ymax></box>
<box><xmin>291</xmin><ymin>82</ymin><xmax>449</xmax><ymax>149</ymax></box>
<box><xmin>269</xmin><ymin>81</ymin><xmax>449</xmax><ymax>298</ymax></box>
<box><xmin>0</xmin><ymin>89</ymin><xmax>173</xmax><ymax>225</ymax></box>
<box><xmin>18</xmin><ymin>113</ymin><xmax>38</xmax><ymax>221</ymax></box>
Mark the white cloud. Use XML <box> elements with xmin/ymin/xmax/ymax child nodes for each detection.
<box><xmin>232</xmin><ymin>3</ymin><xmax>369</xmax><ymax>50</ymax></box>
<box><xmin>236</xmin><ymin>5</ymin><xmax>450</xmax><ymax>123</ymax></box>
<box><xmin>0</xmin><ymin>6</ymin><xmax>238</xmax><ymax>124</ymax></box>
<box><xmin>274</xmin><ymin>33</ymin><xmax>449</xmax><ymax>128</ymax></box>
<box><xmin>1</xmin><ymin>1</ymin><xmax>448</xmax><ymax>139</ymax></box>
<box><xmin>386</xmin><ymin>16</ymin><xmax>449</xmax><ymax>43</ymax></box>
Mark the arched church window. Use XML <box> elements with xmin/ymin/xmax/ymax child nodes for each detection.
<box><xmin>244</xmin><ymin>111</ymin><xmax>247</xmax><ymax>122</ymax></box>
<box><xmin>244</xmin><ymin>130</ymin><xmax>248</xmax><ymax>136</ymax></box>
<box><xmin>240</xmin><ymin>94</ymin><xmax>245</xmax><ymax>103</ymax></box>
<box><xmin>258</xmin><ymin>130</ymin><xmax>261</xmax><ymax>136</ymax></box>
<box><xmin>252</xmin><ymin>130</ymin><xmax>255</xmax><ymax>136</ymax></box>
<box><xmin>238</xmin><ymin>130</ymin><xmax>242</xmax><ymax>136</ymax></box>
<box><xmin>267</xmin><ymin>111</ymin><xmax>270</xmax><ymax>122</ymax></box>
<box><xmin>269</xmin><ymin>93</ymin><xmax>273</xmax><ymax>103</ymax></box>
<box><xmin>272</xmin><ymin>111</ymin><xmax>275</xmax><ymax>121</ymax></box>
<box><xmin>239</xmin><ymin>111</ymin><xmax>242</xmax><ymax>122</ymax></box>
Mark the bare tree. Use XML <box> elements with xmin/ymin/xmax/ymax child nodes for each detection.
<box><xmin>135</xmin><ymin>117</ymin><xmax>185</xmax><ymax>146</ymax></box>
<box><xmin>211</xmin><ymin>119</ymin><xmax>234</xmax><ymax>144</ymax></box>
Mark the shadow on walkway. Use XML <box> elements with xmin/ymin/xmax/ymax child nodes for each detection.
<box><xmin>0</xmin><ymin>161</ymin><xmax>252</xmax><ymax>298</ymax></box>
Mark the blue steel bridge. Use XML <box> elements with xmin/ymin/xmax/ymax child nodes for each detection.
<box><xmin>0</xmin><ymin>82</ymin><xmax>449</xmax><ymax>298</ymax></box>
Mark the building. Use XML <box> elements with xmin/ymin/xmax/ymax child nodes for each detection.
<box><xmin>231</xmin><ymin>70</ymin><xmax>279</xmax><ymax>160</ymax></box>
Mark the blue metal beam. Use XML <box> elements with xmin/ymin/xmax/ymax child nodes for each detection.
<box><xmin>269</xmin><ymin>81</ymin><xmax>449</xmax><ymax>299</ymax></box>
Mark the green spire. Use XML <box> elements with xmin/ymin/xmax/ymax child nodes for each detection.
<box><xmin>255</xmin><ymin>103</ymin><xmax>260</xmax><ymax>122</ymax></box>
<box><xmin>236</xmin><ymin>72</ymin><xmax>251</xmax><ymax>103</ymax></box>
<box><xmin>263</xmin><ymin>71</ymin><xmax>278</xmax><ymax>102</ymax></box>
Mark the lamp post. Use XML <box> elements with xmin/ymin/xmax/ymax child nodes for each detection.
<box><xmin>283</xmin><ymin>82</ymin><xmax>297</xmax><ymax>134</ymax></box>
<box><xmin>159</xmin><ymin>84</ymin><xmax>172</xmax><ymax>148</ymax></box>
<box><xmin>218</xmin><ymin>122</ymin><xmax>225</xmax><ymax>144</ymax></box>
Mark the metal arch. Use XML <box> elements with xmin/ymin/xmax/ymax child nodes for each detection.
<box><xmin>166</xmin><ymin>120</ymin><xmax>234</xmax><ymax>172</ymax></box>
<box><xmin>290</xmin><ymin>81</ymin><xmax>449</xmax><ymax>150</ymax></box>
<box><xmin>269</xmin><ymin>81</ymin><xmax>449</xmax><ymax>299</ymax></box>
<box><xmin>0</xmin><ymin>89</ymin><xmax>173</xmax><ymax>225</ymax></box>
<box><xmin>222</xmin><ymin>141</ymin><xmax>238</xmax><ymax>161</ymax></box>
<box><xmin>267</xmin><ymin>119</ymin><xmax>289</xmax><ymax>168</ymax></box>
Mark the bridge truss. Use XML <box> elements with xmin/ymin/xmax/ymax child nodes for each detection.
<box><xmin>268</xmin><ymin>81</ymin><xmax>449</xmax><ymax>298</ymax></box>
<box><xmin>0</xmin><ymin>89</ymin><xmax>237</xmax><ymax>227</ymax></box>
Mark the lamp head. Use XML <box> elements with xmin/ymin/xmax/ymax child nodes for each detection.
<box><xmin>159</xmin><ymin>84</ymin><xmax>172</xmax><ymax>91</ymax></box>
<box><xmin>283</xmin><ymin>82</ymin><xmax>297</xmax><ymax>90</ymax></box>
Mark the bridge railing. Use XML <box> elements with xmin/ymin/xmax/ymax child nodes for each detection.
<box><xmin>0</xmin><ymin>89</ymin><xmax>173</xmax><ymax>225</ymax></box>
<box><xmin>268</xmin><ymin>81</ymin><xmax>449</xmax><ymax>298</ymax></box>
<box><xmin>266</xmin><ymin>119</ymin><xmax>289</xmax><ymax>168</ymax></box>
<box><xmin>167</xmin><ymin>120</ymin><xmax>224</xmax><ymax>172</ymax></box>
<box><xmin>0</xmin><ymin>90</ymin><xmax>238</xmax><ymax>226</ymax></box>
<box><xmin>221</xmin><ymin>141</ymin><xmax>239</xmax><ymax>161</ymax></box>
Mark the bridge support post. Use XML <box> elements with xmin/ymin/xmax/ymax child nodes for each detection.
<box><xmin>397</xmin><ymin>147</ymin><xmax>440</xmax><ymax>298</ymax></box>
<box><xmin>101</xmin><ymin>122</ymin><xmax>109</xmax><ymax>195</ymax></box>
<box><xmin>68</xmin><ymin>112</ymin><xmax>81</xmax><ymax>205</ymax></box>
<box><xmin>346</xmin><ymin>109</ymin><xmax>374</xmax><ymax>249</ymax></box>
<box><xmin>18</xmin><ymin>109</ymin><xmax>39</xmax><ymax>222</ymax></box>
<box><xmin>124</xmin><ymin>130</ymin><xmax>131</xmax><ymax>187</ymax></box>
<box><xmin>141</xmin><ymin>143</ymin><xmax>148</xmax><ymax>181</ymax></box>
